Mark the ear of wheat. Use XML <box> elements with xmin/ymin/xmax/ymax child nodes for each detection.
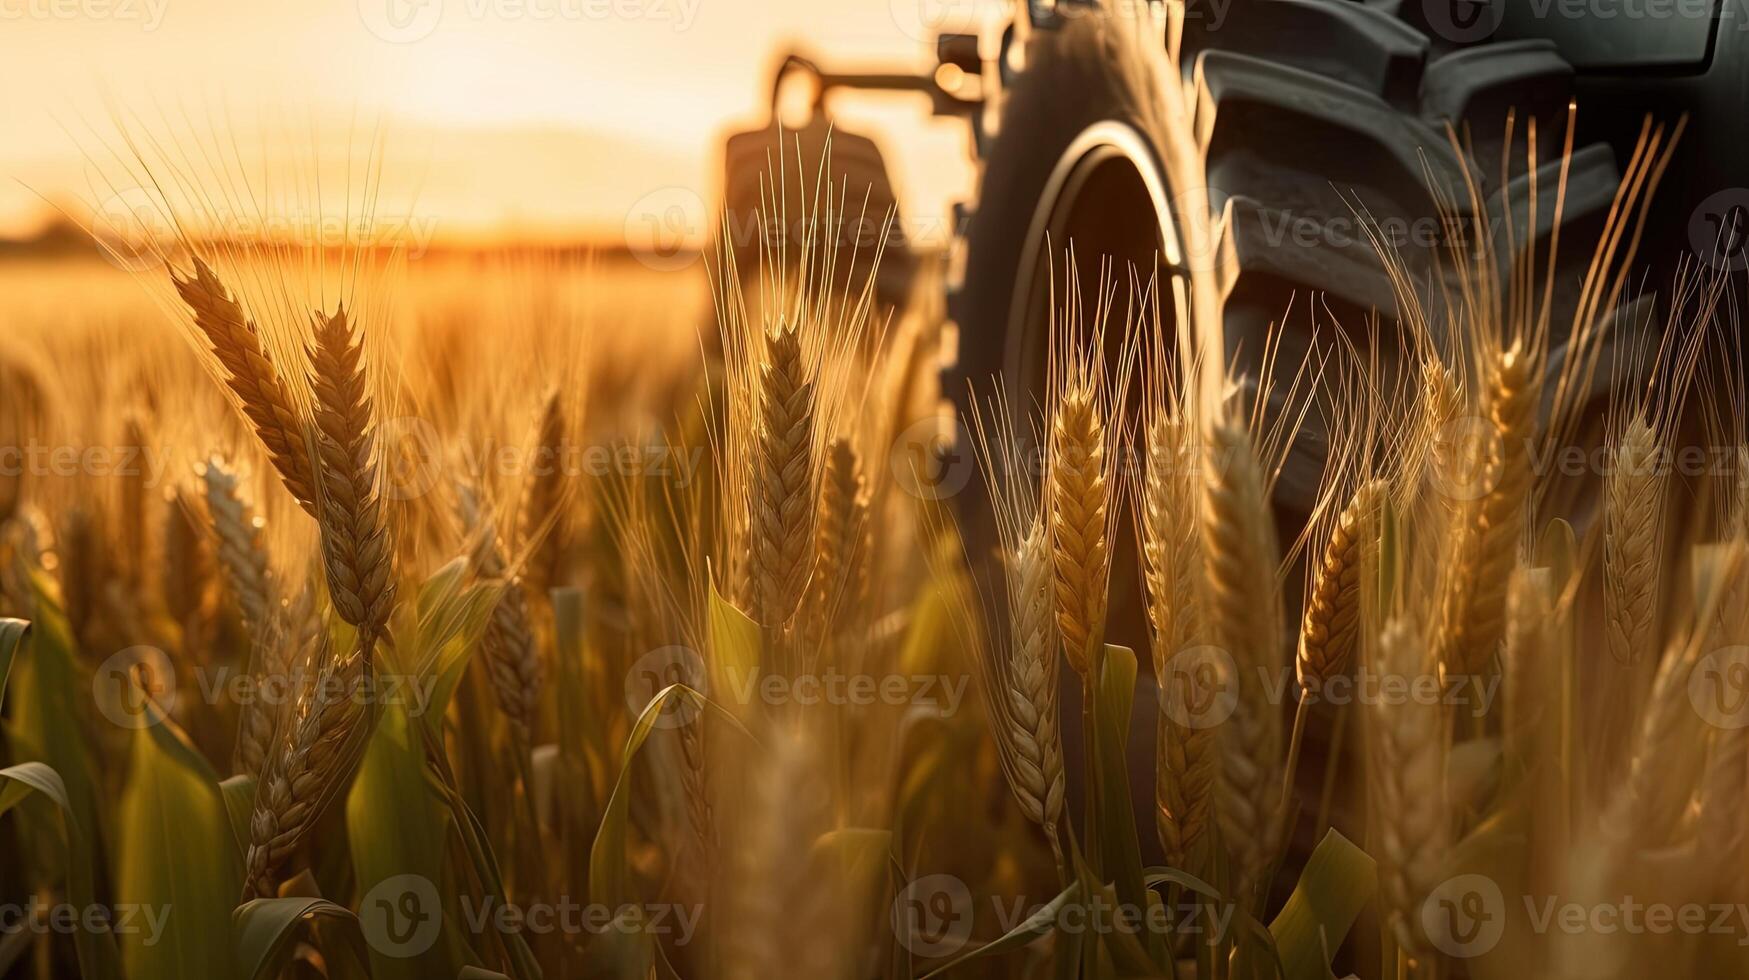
<box><xmin>306</xmin><ymin>306</ymin><xmax>396</xmax><ymax>642</ymax></box>
<box><xmin>1370</xmin><ymin>615</ymin><xmax>1447</xmax><ymax>959</ymax></box>
<box><xmin>967</xmin><ymin>386</ymin><xmax>1069</xmax><ymax>871</ymax></box>
<box><xmin>747</xmin><ymin>319</ymin><xmax>817</xmax><ymax>633</ymax></box>
<box><xmin>1503</xmin><ymin>562</ymin><xmax>1582</xmax><ymax>903</ymax></box>
<box><xmin>242</xmin><ymin>622</ymin><xmax>374</xmax><ymax>900</ymax></box>
<box><xmin>203</xmin><ymin>457</ymin><xmax>274</xmax><ymax>639</ymax></box>
<box><xmin>1416</xmin><ymin>360</ymin><xmax>1460</xmax><ymax>500</ymax></box>
<box><xmin>1439</xmin><ymin>339</ymin><xmax>1541</xmax><ymax>678</ymax></box>
<box><xmin>232</xmin><ymin>604</ymin><xmax>313</xmax><ymax>781</ymax></box>
<box><xmin>1142</xmin><ymin>415</ymin><xmax>1205</xmax><ymax>676</ymax></box>
<box><xmin>1140</xmin><ymin>414</ymin><xmax>1215</xmax><ymax>874</ymax></box>
<box><xmin>1048</xmin><ymin>381</ymin><xmax>1111</xmax><ymax>677</ymax></box>
<box><xmin>1155</xmin><ymin>692</ymin><xmax>1217</xmax><ymax>883</ymax></box>
<box><xmin>1002</xmin><ymin>518</ymin><xmax>1067</xmax><ymax>867</ymax></box>
<box><xmin>518</xmin><ymin>386</ymin><xmax>567</xmax><ymax>601</ymax></box>
<box><xmin>806</xmin><ymin>435</ymin><xmax>869</xmax><ymax>659</ymax></box>
<box><xmin>1042</xmin><ymin>257</ymin><xmax>1134</xmax><ymax>681</ymax></box>
<box><xmin>1603</xmin><ymin>545</ymin><xmax>1733</xmax><ymax>845</ymax></box>
<box><xmin>676</xmin><ymin>701</ymin><xmax>714</xmax><ymax>860</ymax></box>
<box><xmin>225</xmin><ymin>297</ymin><xmax>397</xmax><ymax>900</ymax></box>
<box><xmin>1603</xmin><ymin>412</ymin><xmax>1664</xmax><ymax>667</ymax></box>
<box><xmin>1200</xmin><ymin>413</ymin><xmax>1284</xmax><ymax>901</ymax></box>
<box><xmin>172</xmin><ymin>258</ymin><xmax>319</xmax><ymax>514</ymax></box>
<box><xmin>1298</xmin><ymin>478</ymin><xmax>1387</xmax><ymax>690</ymax></box>
<box><xmin>458</xmin><ymin>486</ymin><xmax>542</xmax><ymax>756</ymax></box>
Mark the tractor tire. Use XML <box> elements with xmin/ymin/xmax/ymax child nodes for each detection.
<box><xmin>942</xmin><ymin>0</ymin><xmax>1649</xmax><ymax>881</ymax></box>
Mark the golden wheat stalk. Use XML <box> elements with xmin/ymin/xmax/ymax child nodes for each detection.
<box><xmin>240</xmin><ymin>304</ymin><xmax>398</xmax><ymax>897</ymax></box>
<box><xmin>203</xmin><ymin>458</ymin><xmax>274</xmax><ymax>637</ymax></box>
<box><xmin>1141</xmin><ymin>416</ymin><xmax>1205</xmax><ymax>673</ymax></box>
<box><xmin>1439</xmin><ymin>339</ymin><xmax>1541</xmax><ymax>677</ymax></box>
<box><xmin>1602</xmin><ymin>543</ymin><xmax>1736</xmax><ymax>845</ymax></box>
<box><xmin>1501</xmin><ymin>563</ymin><xmax>1580</xmax><ymax>904</ymax></box>
<box><xmin>806</xmin><ymin>435</ymin><xmax>869</xmax><ymax>658</ymax></box>
<box><xmin>747</xmin><ymin>320</ymin><xmax>817</xmax><ymax>632</ymax></box>
<box><xmin>1606</xmin><ymin>652</ymin><xmax>1697</xmax><ymax>842</ymax></box>
<box><xmin>1156</xmin><ymin>703</ymin><xmax>1217</xmax><ymax>882</ymax></box>
<box><xmin>171</xmin><ymin>258</ymin><xmax>319</xmax><ymax>514</ymax></box>
<box><xmin>1370</xmin><ymin>615</ymin><xmax>1447</xmax><ymax>959</ymax></box>
<box><xmin>458</xmin><ymin>487</ymin><xmax>542</xmax><ymax>754</ymax></box>
<box><xmin>306</xmin><ymin>306</ymin><xmax>396</xmax><ymax>641</ymax></box>
<box><xmin>518</xmin><ymin>387</ymin><xmax>567</xmax><ymax>601</ymax></box>
<box><xmin>1200</xmin><ymin>413</ymin><xmax>1284</xmax><ymax>899</ymax></box>
<box><xmin>236</xmin><ymin>586</ymin><xmax>324</xmax><ymax>775</ymax></box>
<box><xmin>1140</xmin><ymin>414</ymin><xmax>1215</xmax><ymax>873</ymax></box>
<box><xmin>1298</xmin><ymin>479</ymin><xmax>1387</xmax><ymax>689</ymax></box>
<box><xmin>676</xmin><ymin>706</ymin><xmax>714</xmax><ymax>857</ymax></box>
<box><xmin>1603</xmin><ymin>412</ymin><xmax>1664</xmax><ymax>666</ymax></box>
<box><xmin>242</xmin><ymin>627</ymin><xmax>375</xmax><ymax>900</ymax></box>
<box><xmin>967</xmin><ymin>386</ymin><xmax>1070</xmax><ymax>872</ymax></box>
<box><xmin>1417</xmin><ymin>360</ymin><xmax>1460</xmax><ymax>498</ymax></box>
<box><xmin>1048</xmin><ymin>381</ymin><xmax>1111</xmax><ymax>676</ymax></box>
<box><xmin>233</xmin><ymin>602</ymin><xmax>317</xmax><ymax>780</ymax></box>
<box><xmin>1004</xmin><ymin>519</ymin><xmax>1068</xmax><ymax>866</ymax></box>
<box><xmin>204</xmin><ymin>456</ymin><xmax>290</xmax><ymax>775</ymax></box>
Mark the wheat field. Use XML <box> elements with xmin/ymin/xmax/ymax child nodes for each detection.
<box><xmin>0</xmin><ymin>121</ymin><xmax>1746</xmax><ymax>980</ymax></box>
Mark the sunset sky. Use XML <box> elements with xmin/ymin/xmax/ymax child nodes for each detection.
<box><xmin>0</xmin><ymin>0</ymin><xmax>994</xmax><ymax>246</ymax></box>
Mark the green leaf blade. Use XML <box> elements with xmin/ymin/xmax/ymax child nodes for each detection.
<box><xmin>115</xmin><ymin>705</ymin><xmax>242</xmax><ymax>980</ymax></box>
<box><xmin>1268</xmin><ymin>829</ymin><xmax>1377</xmax><ymax>980</ymax></box>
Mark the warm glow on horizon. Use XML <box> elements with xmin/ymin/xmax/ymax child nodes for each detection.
<box><xmin>0</xmin><ymin>0</ymin><xmax>999</xmax><ymax>247</ymax></box>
